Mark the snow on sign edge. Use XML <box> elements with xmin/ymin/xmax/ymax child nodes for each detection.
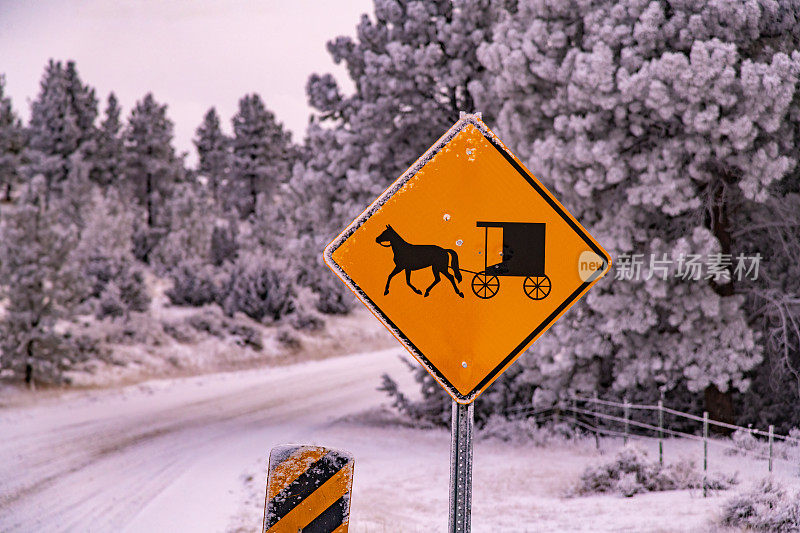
<box><xmin>323</xmin><ymin>113</ymin><xmax>612</xmax><ymax>404</ymax></box>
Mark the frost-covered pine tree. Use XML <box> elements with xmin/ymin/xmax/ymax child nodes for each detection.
<box><xmin>230</xmin><ymin>94</ymin><xmax>294</xmax><ymax>218</ymax></box>
<box><xmin>71</xmin><ymin>187</ymin><xmax>150</xmax><ymax>319</ymax></box>
<box><xmin>302</xmin><ymin>0</ymin><xmax>500</xmax><ymax>227</ymax></box>
<box><xmin>149</xmin><ymin>181</ymin><xmax>216</xmax><ymax>272</ymax></box>
<box><xmin>733</xmin><ymin>184</ymin><xmax>800</xmax><ymax>431</ymax></box>
<box><xmin>472</xmin><ymin>0</ymin><xmax>800</xmax><ymax>420</ymax></box>
<box><xmin>284</xmin><ymin>0</ymin><xmax>501</xmax><ymax>316</ymax></box>
<box><xmin>25</xmin><ymin>60</ymin><xmax>97</xmax><ymax>200</ymax></box>
<box><xmin>86</xmin><ymin>93</ymin><xmax>125</xmax><ymax>188</ymax></box>
<box><xmin>0</xmin><ymin>177</ymin><xmax>87</xmax><ymax>386</ymax></box>
<box><xmin>0</xmin><ymin>75</ymin><xmax>26</xmax><ymax>201</ymax></box>
<box><xmin>123</xmin><ymin>93</ymin><xmax>183</xmax><ymax>229</ymax></box>
<box><xmin>194</xmin><ymin>107</ymin><xmax>230</xmax><ymax>206</ymax></box>
<box><xmin>64</xmin><ymin>61</ymin><xmax>98</xmax><ymax>142</ymax></box>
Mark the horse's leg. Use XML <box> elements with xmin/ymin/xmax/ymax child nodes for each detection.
<box><xmin>384</xmin><ymin>265</ymin><xmax>403</xmax><ymax>295</ymax></box>
<box><xmin>405</xmin><ymin>269</ymin><xmax>422</xmax><ymax>295</ymax></box>
<box><xmin>424</xmin><ymin>268</ymin><xmax>441</xmax><ymax>297</ymax></box>
<box><xmin>443</xmin><ymin>270</ymin><xmax>464</xmax><ymax>298</ymax></box>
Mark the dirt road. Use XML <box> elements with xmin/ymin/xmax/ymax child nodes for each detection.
<box><xmin>0</xmin><ymin>349</ymin><xmax>411</xmax><ymax>532</ymax></box>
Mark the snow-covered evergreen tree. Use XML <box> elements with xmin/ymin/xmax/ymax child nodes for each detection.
<box><xmin>733</xmin><ymin>192</ymin><xmax>800</xmax><ymax>431</ymax></box>
<box><xmin>285</xmin><ymin>0</ymin><xmax>501</xmax><ymax>315</ymax></box>
<box><xmin>0</xmin><ymin>177</ymin><xmax>87</xmax><ymax>386</ymax></box>
<box><xmin>123</xmin><ymin>93</ymin><xmax>183</xmax><ymax>231</ymax></box>
<box><xmin>0</xmin><ymin>75</ymin><xmax>26</xmax><ymax>201</ymax></box>
<box><xmin>86</xmin><ymin>93</ymin><xmax>125</xmax><ymax>188</ymax></box>
<box><xmin>230</xmin><ymin>94</ymin><xmax>295</xmax><ymax>218</ymax></box>
<box><xmin>64</xmin><ymin>61</ymin><xmax>98</xmax><ymax>143</ymax></box>
<box><xmin>209</xmin><ymin>216</ymin><xmax>238</xmax><ymax>267</ymax></box>
<box><xmin>302</xmin><ymin>0</ymin><xmax>500</xmax><ymax>228</ymax></box>
<box><xmin>71</xmin><ymin>187</ymin><xmax>150</xmax><ymax>318</ymax></box>
<box><xmin>25</xmin><ymin>60</ymin><xmax>97</xmax><ymax>200</ymax></box>
<box><xmin>470</xmin><ymin>0</ymin><xmax>800</xmax><ymax>420</ymax></box>
<box><xmin>149</xmin><ymin>181</ymin><xmax>216</xmax><ymax>272</ymax></box>
<box><xmin>194</xmin><ymin>107</ymin><xmax>230</xmax><ymax>205</ymax></box>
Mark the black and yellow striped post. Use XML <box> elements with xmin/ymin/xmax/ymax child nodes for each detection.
<box><xmin>263</xmin><ymin>445</ymin><xmax>354</xmax><ymax>533</ymax></box>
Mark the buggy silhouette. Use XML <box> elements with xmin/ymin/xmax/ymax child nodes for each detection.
<box><xmin>471</xmin><ymin>221</ymin><xmax>550</xmax><ymax>300</ymax></box>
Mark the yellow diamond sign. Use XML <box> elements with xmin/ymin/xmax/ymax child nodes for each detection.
<box><xmin>324</xmin><ymin>114</ymin><xmax>611</xmax><ymax>404</ymax></box>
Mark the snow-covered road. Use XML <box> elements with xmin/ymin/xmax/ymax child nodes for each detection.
<box><xmin>0</xmin><ymin>349</ymin><xmax>413</xmax><ymax>532</ymax></box>
<box><xmin>3</xmin><ymin>348</ymin><xmax>796</xmax><ymax>532</ymax></box>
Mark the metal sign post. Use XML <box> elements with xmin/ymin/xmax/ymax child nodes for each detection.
<box><xmin>449</xmin><ymin>400</ymin><xmax>473</xmax><ymax>533</ymax></box>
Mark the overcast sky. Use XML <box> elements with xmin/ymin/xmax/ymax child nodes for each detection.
<box><xmin>0</xmin><ymin>0</ymin><xmax>372</xmax><ymax>163</ymax></box>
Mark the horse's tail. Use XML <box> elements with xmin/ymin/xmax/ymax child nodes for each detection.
<box><xmin>447</xmin><ymin>249</ymin><xmax>462</xmax><ymax>282</ymax></box>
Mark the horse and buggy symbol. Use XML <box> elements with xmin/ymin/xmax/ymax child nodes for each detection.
<box><xmin>376</xmin><ymin>221</ymin><xmax>551</xmax><ymax>301</ymax></box>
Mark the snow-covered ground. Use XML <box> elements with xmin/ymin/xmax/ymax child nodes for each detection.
<box><xmin>1</xmin><ymin>347</ymin><xmax>798</xmax><ymax>532</ymax></box>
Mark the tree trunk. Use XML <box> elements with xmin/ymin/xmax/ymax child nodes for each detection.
<box><xmin>24</xmin><ymin>339</ymin><xmax>35</xmax><ymax>390</ymax></box>
<box><xmin>146</xmin><ymin>172</ymin><xmax>154</xmax><ymax>227</ymax></box>
<box><xmin>704</xmin><ymin>176</ymin><xmax>735</xmax><ymax>424</ymax></box>
<box><xmin>249</xmin><ymin>174</ymin><xmax>257</xmax><ymax>218</ymax></box>
<box><xmin>704</xmin><ymin>384</ymin><xmax>734</xmax><ymax>434</ymax></box>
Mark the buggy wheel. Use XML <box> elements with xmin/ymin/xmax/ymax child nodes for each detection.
<box><xmin>471</xmin><ymin>273</ymin><xmax>499</xmax><ymax>299</ymax></box>
<box><xmin>524</xmin><ymin>275</ymin><xmax>551</xmax><ymax>300</ymax></box>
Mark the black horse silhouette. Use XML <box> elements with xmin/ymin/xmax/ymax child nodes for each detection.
<box><xmin>376</xmin><ymin>225</ymin><xmax>464</xmax><ymax>298</ymax></box>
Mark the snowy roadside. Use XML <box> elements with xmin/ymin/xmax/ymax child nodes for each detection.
<box><xmin>229</xmin><ymin>414</ymin><xmax>800</xmax><ymax>533</ymax></box>
<box><xmin>0</xmin><ymin>303</ymin><xmax>396</xmax><ymax>406</ymax></box>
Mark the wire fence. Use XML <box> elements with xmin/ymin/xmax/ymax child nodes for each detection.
<box><xmin>505</xmin><ymin>394</ymin><xmax>800</xmax><ymax>491</ymax></box>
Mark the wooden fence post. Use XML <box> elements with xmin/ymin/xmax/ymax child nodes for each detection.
<box><xmin>623</xmin><ymin>397</ymin><xmax>629</xmax><ymax>446</ymax></box>
<box><xmin>703</xmin><ymin>411</ymin><xmax>708</xmax><ymax>498</ymax></box>
<box><xmin>768</xmin><ymin>425</ymin><xmax>774</xmax><ymax>474</ymax></box>
<box><xmin>658</xmin><ymin>400</ymin><xmax>664</xmax><ymax>466</ymax></box>
<box><xmin>593</xmin><ymin>392</ymin><xmax>600</xmax><ymax>450</ymax></box>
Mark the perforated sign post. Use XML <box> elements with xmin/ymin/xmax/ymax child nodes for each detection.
<box><xmin>324</xmin><ymin>113</ymin><xmax>610</xmax><ymax>532</ymax></box>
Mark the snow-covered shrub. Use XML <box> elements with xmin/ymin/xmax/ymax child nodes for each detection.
<box><xmin>616</xmin><ymin>472</ymin><xmax>643</xmax><ymax>497</ymax></box>
<box><xmin>119</xmin><ymin>268</ymin><xmax>150</xmax><ymax>313</ymax></box>
<box><xmin>87</xmin><ymin>259</ymin><xmax>150</xmax><ymax>318</ymax></box>
<box><xmin>572</xmin><ymin>446</ymin><xmax>663</xmax><ymax>496</ymax></box>
<box><xmin>721</xmin><ymin>478</ymin><xmax>800</xmax><ymax>532</ymax></box>
<box><xmin>131</xmin><ymin>224</ymin><xmax>167</xmax><ymax>264</ymax></box>
<box><xmin>276</xmin><ymin>329</ymin><xmax>300</xmax><ymax>350</ymax></box>
<box><xmin>175</xmin><ymin>308</ymin><xmax>263</xmax><ymax>350</ymax></box>
<box><xmin>228</xmin><ymin>323</ymin><xmax>263</xmax><ymax>351</ymax></box>
<box><xmin>162</xmin><ymin>321</ymin><xmax>197</xmax><ymax>343</ymax></box>
<box><xmin>221</xmin><ymin>254</ymin><xmax>294</xmax><ymax>323</ymax></box>
<box><xmin>480</xmin><ymin>415</ymin><xmax>585</xmax><ymax>446</ymax></box>
<box><xmin>571</xmin><ymin>445</ymin><xmax>737</xmax><ymax>497</ymax></box>
<box><xmin>96</xmin><ymin>282</ymin><xmax>125</xmax><ymax>319</ymax></box>
<box><xmin>726</xmin><ymin>429</ymin><xmax>760</xmax><ymax>456</ymax></box>
<box><xmin>209</xmin><ymin>221</ymin><xmax>238</xmax><ymax>267</ymax></box>
<box><xmin>184</xmin><ymin>308</ymin><xmax>227</xmax><ymax>338</ymax></box>
<box><xmin>166</xmin><ymin>261</ymin><xmax>221</xmax><ymax>307</ymax></box>
<box><xmin>103</xmin><ymin>313</ymin><xmax>169</xmax><ymax>347</ymax></box>
<box><xmin>726</xmin><ymin>428</ymin><xmax>800</xmax><ymax>462</ymax></box>
<box><xmin>289</xmin><ymin>310</ymin><xmax>324</xmax><ymax>332</ymax></box>
<box><xmin>774</xmin><ymin>429</ymin><xmax>800</xmax><ymax>463</ymax></box>
<box><xmin>379</xmin><ymin>367</ymin><xmax>451</xmax><ymax>428</ymax></box>
<box><xmin>312</xmin><ymin>279</ymin><xmax>353</xmax><ymax>315</ymax></box>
